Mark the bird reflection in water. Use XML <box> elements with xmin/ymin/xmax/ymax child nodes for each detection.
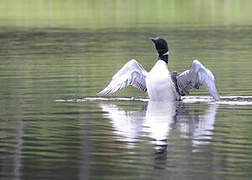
<box><xmin>99</xmin><ymin>101</ymin><xmax>218</xmax><ymax>162</ymax></box>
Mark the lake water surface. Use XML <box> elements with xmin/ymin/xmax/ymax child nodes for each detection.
<box><xmin>1</xmin><ymin>1</ymin><xmax>252</xmax><ymax>180</ymax></box>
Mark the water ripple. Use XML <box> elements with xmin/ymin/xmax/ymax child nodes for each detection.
<box><xmin>55</xmin><ymin>96</ymin><xmax>252</xmax><ymax>105</ymax></box>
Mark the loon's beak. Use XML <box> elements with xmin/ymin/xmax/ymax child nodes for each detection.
<box><xmin>149</xmin><ymin>37</ymin><xmax>158</xmax><ymax>43</ymax></box>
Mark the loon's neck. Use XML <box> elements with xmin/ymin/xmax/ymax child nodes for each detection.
<box><xmin>158</xmin><ymin>55</ymin><xmax>168</xmax><ymax>64</ymax></box>
<box><xmin>157</xmin><ymin>51</ymin><xmax>169</xmax><ymax>63</ymax></box>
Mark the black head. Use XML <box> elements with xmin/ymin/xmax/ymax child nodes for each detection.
<box><xmin>150</xmin><ymin>37</ymin><xmax>169</xmax><ymax>63</ymax></box>
<box><xmin>150</xmin><ymin>37</ymin><xmax>168</xmax><ymax>55</ymax></box>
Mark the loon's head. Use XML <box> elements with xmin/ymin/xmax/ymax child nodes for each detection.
<box><xmin>150</xmin><ymin>37</ymin><xmax>169</xmax><ymax>63</ymax></box>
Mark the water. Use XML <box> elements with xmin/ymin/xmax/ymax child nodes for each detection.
<box><xmin>1</xmin><ymin>1</ymin><xmax>252</xmax><ymax>180</ymax></box>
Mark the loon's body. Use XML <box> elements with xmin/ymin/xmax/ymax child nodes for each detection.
<box><xmin>98</xmin><ymin>37</ymin><xmax>220</xmax><ymax>101</ymax></box>
<box><xmin>146</xmin><ymin>60</ymin><xmax>176</xmax><ymax>101</ymax></box>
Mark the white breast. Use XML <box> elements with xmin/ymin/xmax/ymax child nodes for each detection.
<box><xmin>146</xmin><ymin>60</ymin><xmax>176</xmax><ymax>101</ymax></box>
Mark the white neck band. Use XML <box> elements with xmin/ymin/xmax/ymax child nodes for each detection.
<box><xmin>163</xmin><ymin>51</ymin><xmax>169</xmax><ymax>55</ymax></box>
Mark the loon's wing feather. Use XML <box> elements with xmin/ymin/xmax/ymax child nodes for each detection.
<box><xmin>98</xmin><ymin>59</ymin><xmax>147</xmax><ymax>95</ymax></box>
<box><xmin>176</xmin><ymin>60</ymin><xmax>220</xmax><ymax>100</ymax></box>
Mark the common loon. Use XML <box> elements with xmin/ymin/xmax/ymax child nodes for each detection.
<box><xmin>98</xmin><ymin>37</ymin><xmax>220</xmax><ymax>101</ymax></box>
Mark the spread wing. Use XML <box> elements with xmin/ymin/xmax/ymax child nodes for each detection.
<box><xmin>98</xmin><ymin>59</ymin><xmax>147</xmax><ymax>95</ymax></box>
<box><xmin>176</xmin><ymin>60</ymin><xmax>220</xmax><ymax>100</ymax></box>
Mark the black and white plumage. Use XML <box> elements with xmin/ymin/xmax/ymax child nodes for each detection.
<box><xmin>98</xmin><ymin>37</ymin><xmax>220</xmax><ymax>101</ymax></box>
<box><xmin>174</xmin><ymin>60</ymin><xmax>220</xmax><ymax>100</ymax></box>
<box><xmin>97</xmin><ymin>60</ymin><xmax>147</xmax><ymax>95</ymax></box>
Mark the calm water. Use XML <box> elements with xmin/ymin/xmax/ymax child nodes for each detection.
<box><xmin>1</xmin><ymin>1</ymin><xmax>252</xmax><ymax>180</ymax></box>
